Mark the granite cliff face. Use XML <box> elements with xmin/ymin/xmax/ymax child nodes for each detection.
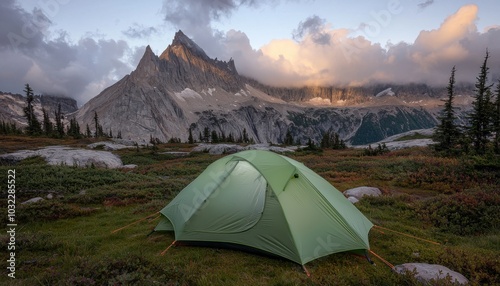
<box><xmin>74</xmin><ymin>30</ymin><xmax>473</xmax><ymax>145</ymax></box>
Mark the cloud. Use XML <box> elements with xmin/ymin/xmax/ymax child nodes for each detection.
<box><xmin>0</xmin><ymin>0</ymin><xmax>135</xmax><ymax>105</ymax></box>
<box><xmin>224</xmin><ymin>4</ymin><xmax>500</xmax><ymax>87</ymax></box>
<box><xmin>122</xmin><ymin>23</ymin><xmax>158</xmax><ymax>39</ymax></box>
<box><xmin>161</xmin><ymin>0</ymin><xmax>280</xmax><ymax>58</ymax></box>
<box><xmin>292</xmin><ymin>15</ymin><xmax>331</xmax><ymax>45</ymax></box>
<box><xmin>418</xmin><ymin>0</ymin><xmax>435</xmax><ymax>10</ymax></box>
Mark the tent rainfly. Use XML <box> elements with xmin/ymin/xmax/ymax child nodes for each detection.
<box><xmin>155</xmin><ymin>150</ymin><xmax>373</xmax><ymax>265</ymax></box>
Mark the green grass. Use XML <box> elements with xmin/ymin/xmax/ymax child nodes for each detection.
<box><xmin>0</xmin><ymin>137</ymin><xmax>499</xmax><ymax>285</ymax></box>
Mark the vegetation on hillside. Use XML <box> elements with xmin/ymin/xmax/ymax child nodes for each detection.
<box><xmin>0</xmin><ymin>137</ymin><xmax>498</xmax><ymax>285</ymax></box>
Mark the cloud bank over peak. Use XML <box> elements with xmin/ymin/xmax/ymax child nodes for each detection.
<box><xmin>0</xmin><ymin>0</ymin><xmax>139</xmax><ymax>105</ymax></box>
<box><xmin>221</xmin><ymin>4</ymin><xmax>499</xmax><ymax>87</ymax></box>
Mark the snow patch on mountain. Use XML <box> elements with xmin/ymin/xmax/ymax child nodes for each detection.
<box><xmin>375</xmin><ymin>88</ymin><xmax>395</xmax><ymax>97</ymax></box>
<box><xmin>175</xmin><ymin>88</ymin><xmax>203</xmax><ymax>102</ymax></box>
<box><xmin>307</xmin><ymin>97</ymin><xmax>331</xmax><ymax>105</ymax></box>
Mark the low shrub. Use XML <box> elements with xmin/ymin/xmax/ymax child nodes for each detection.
<box><xmin>417</xmin><ymin>189</ymin><xmax>500</xmax><ymax>235</ymax></box>
<box><xmin>16</xmin><ymin>200</ymin><xmax>98</xmax><ymax>223</ymax></box>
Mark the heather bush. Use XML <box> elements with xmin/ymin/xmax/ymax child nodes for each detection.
<box><xmin>417</xmin><ymin>188</ymin><xmax>500</xmax><ymax>235</ymax></box>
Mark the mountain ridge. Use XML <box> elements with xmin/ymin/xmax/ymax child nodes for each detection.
<box><xmin>3</xmin><ymin>31</ymin><xmax>475</xmax><ymax>145</ymax></box>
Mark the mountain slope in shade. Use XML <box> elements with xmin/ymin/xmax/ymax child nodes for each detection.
<box><xmin>75</xmin><ymin>30</ymin><xmax>472</xmax><ymax>145</ymax></box>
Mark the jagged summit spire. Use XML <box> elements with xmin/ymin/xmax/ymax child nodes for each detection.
<box><xmin>170</xmin><ymin>30</ymin><xmax>209</xmax><ymax>60</ymax></box>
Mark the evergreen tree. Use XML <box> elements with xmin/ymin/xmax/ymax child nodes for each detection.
<box><xmin>117</xmin><ymin>130</ymin><xmax>122</xmax><ymax>139</ymax></box>
<box><xmin>211</xmin><ymin>130</ymin><xmax>219</xmax><ymax>143</ymax></box>
<box><xmin>188</xmin><ymin>128</ymin><xmax>194</xmax><ymax>144</ymax></box>
<box><xmin>23</xmin><ymin>84</ymin><xmax>42</xmax><ymax>135</ymax></box>
<box><xmin>467</xmin><ymin>50</ymin><xmax>494</xmax><ymax>155</ymax></box>
<box><xmin>284</xmin><ymin>129</ymin><xmax>294</xmax><ymax>145</ymax></box>
<box><xmin>203</xmin><ymin>127</ymin><xmax>210</xmax><ymax>143</ymax></box>
<box><xmin>494</xmin><ymin>80</ymin><xmax>500</xmax><ymax>154</ymax></box>
<box><xmin>86</xmin><ymin>124</ymin><xmax>92</xmax><ymax>138</ymax></box>
<box><xmin>54</xmin><ymin>103</ymin><xmax>64</xmax><ymax>137</ymax></box>
<box><xmin>199</xmin><ymin>131</ymin><xmax>203</xmax><ymax>143</ymax></box>
<box><xmin>320</xmin><ymin>130</ymin><xmax>346</xmax><ymax>150</ymax></box>
<box><xmin>227</xmin><ymin>132</ymin><xmax>234</xmax><ymax>143</ymax></box>
<box><xmin>242</xmin><ymin>128</ymin><xmax>249</xmax><ymax>143</ymax></box>
<box><xmin>42</xmin><ymin>108</ymin><xmax>53</xmax><ymax>136</ymax></box>
<box><xmin>433</xmin><ymin>66</ymin><xmax>461</xmax><ymax>154</ymax></box>
<box><xmin>67</xmin><ymin>118</ymin><xmax>81</xmax><ymax>139</ymax></box>
<box><xmin>93</xmin><ymin>111</ymin><xmax>104</xmax><ymax>138</ymax></box>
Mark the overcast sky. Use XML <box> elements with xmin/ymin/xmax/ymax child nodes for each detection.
<box><xmin>1</xmin><ymin>0</ymin><xmax>499</xmax><ymax>105</ymax></box>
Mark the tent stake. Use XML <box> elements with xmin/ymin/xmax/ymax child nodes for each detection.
<box><xmin>302</xmin><ymin>265</ymin><xmax>311</xmax><ymax>277</ymax></box>
<box><xmin>111</xmin><ymin>212</ymin><xmax>160</xmax><ymax>234</ymax></box>
<box><xmin>161</xmin><ymin>240</ymin><xmax>177</xmax><ymax>256</ymax></box>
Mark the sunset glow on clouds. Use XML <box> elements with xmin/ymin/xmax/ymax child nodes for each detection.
<box><xmin>223</xmin><ymin>4</ymin><xmax>500</xmax><ymax>87</ymax></box>
<box><xmin>1</xmin><ymin>0</ymin><xmax>499</xmax><ymax>104</ymax></box>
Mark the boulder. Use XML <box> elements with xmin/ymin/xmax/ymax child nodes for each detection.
<box><xmin>395</xmin><ymin>263</ymin><xmax>468</xmax><ymax>285</ymax></box>
<box><xmin>343</xmin><ymin>186</ymin><xmax>382</xmax><ymax>200</ymax></box>
<box><xmin>347</xmin><ymin>196</ymin><xmax>360</xmax><ymax>204</ymax></box>
<box><xmin>192</xmin><ymin>144</ymin><xmax>245</xmax><ymax>154</ymax></box>
<box><xmin>22</xmin><ymin>197</ymin><xmax>44</xmax><ymax>204</ymax></box>
<box><xmin>0</xmin><ymin>146</ymin><xmax>124</xmax><ymax>168</ymax></box>
<box><xmin>88</xmin><ymin>141</ymin><xmax>134</xmax><ymax>151</ymax></box>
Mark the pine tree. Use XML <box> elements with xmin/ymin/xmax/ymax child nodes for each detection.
<box><xmin>493</xmin><ymin>80</ymin><xmax>500</xmax><ymax>154</ymax></box>
<box><xmin>242</xmin><ymin>128</ymin><xmax>249</xmax><ymax>143</ymax></box>
<box><xmin>86</xmin><ymin>124</ymin><xmax>92</xmax><ymax>138</ymax></box>
<box><xmin>23</xmin><ymin>84</ymin><xmax>42</xmax><ymax>135</ymax></box>
<box><xmin>67</xmin><ymin>118</ymin><xmax>81</xmax><ymax>139</ymax></box>
<box><xmin>54</xmin><ymin>103</ymin><xmax>64</xmax><ymax>138</ymax></box>
<box><xmin>42</xmin><ymin>108</ymin><xmax>53</xmax><ymax>136</ymax></box>
<box><xmin>188</xmin><ymin>128</ymin><xmax>194</xmax><ymax>144</ymax></box>
<box><xmin>433</xmin><ymin>66</ymin><xmax>461</xmax><ymax>154</ymax></box>
<box><xmin>211</xmin><ymin>130</ymin><xmax>219</xmax><ymax>143</ymax></box>
<box><xmin>284</xmin><ymin>129</ymin><xmax>294</xmax><ymax>145</ymax></box>
<box><xmin>203</xmin><ymin>127</ymin><xmax>210</xmax><ymax>143</ymax></box>
<box><xmin>467</xmin><ymin>50</ymin><xmax>494</xmax><ymax>155</ymax></box>
<box><xmin>93</xmin><ymin>111</ymin><xmax>101</xmax><ymax>138</ymax></box>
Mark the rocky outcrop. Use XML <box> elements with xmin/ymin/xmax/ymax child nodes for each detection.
<box><xmin>0</xmin><ymin>146</ymin><xmax>124</xmax><ymax>168</ymax></box>
<box><xmin>344</xmin><ymin>186</ymin><xmax>382</xmax><ymax>201</ymax></box>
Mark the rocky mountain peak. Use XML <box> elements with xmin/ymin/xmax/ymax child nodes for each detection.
<box><xmin>170</xmin><ymin>30</ymin><xmax>209</xmax><ymax>60</ymax></box>
<box><xmin>133</xmin><ymin>45</ymin><xmax>159</xmax><ymax>79</ymax></box>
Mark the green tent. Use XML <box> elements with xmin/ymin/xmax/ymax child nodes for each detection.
<box><xmin>155</xmin><ymin>150</ymin><xmax>373</xmax><ymax>265</ymax></box>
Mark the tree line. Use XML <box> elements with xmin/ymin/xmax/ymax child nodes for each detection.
<box><xmin>0</xmin><ymin>84</ymin><xmax>121</xmax><ymax>139</ymax></box>
<box><xmin>433</xmin><ymin>50</ymin><xmax>500</xmax><ymax>155</ymax></box>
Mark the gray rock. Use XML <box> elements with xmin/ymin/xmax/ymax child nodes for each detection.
<box><xmin>122</xmin><ymin>164</ymin><xmax>138</xmax><ymax>169</ymax></box>
<box><xmin>46</xmin><ymin>193</ymin><xmax>53</xmax><ymax>200</ymax></box>
<box><xmin>343</xmin><ymin>186</ymin><xmax>382</xmax><ymax>200</ymax></box>
<box><xmin>395</xmin><ymin>263</ymin><xmax>468</xmax><ymax>285</ymax></box>
<box><xmin>22</xmin><ymin>197</ymin><xmax>44</xmax><ymax>204</ymax></box>
<box><xmin>88</xmin><ymin>141</ymin><xmax>135</xmax><ymax>151</ymax></box>
<box><xmin>347</xmin><ymin>196</ymin><xmax>359</xmax><ymax>204</ymax></box>
<box><xmin>192</xmin><ymin>144</ymin><xmax>245</xmax><ymax>154</ymax></box>
<box><xmin>0</xmin><ymin>146</ymin><xmax>123</xmax><ymax>168</ymax></box>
